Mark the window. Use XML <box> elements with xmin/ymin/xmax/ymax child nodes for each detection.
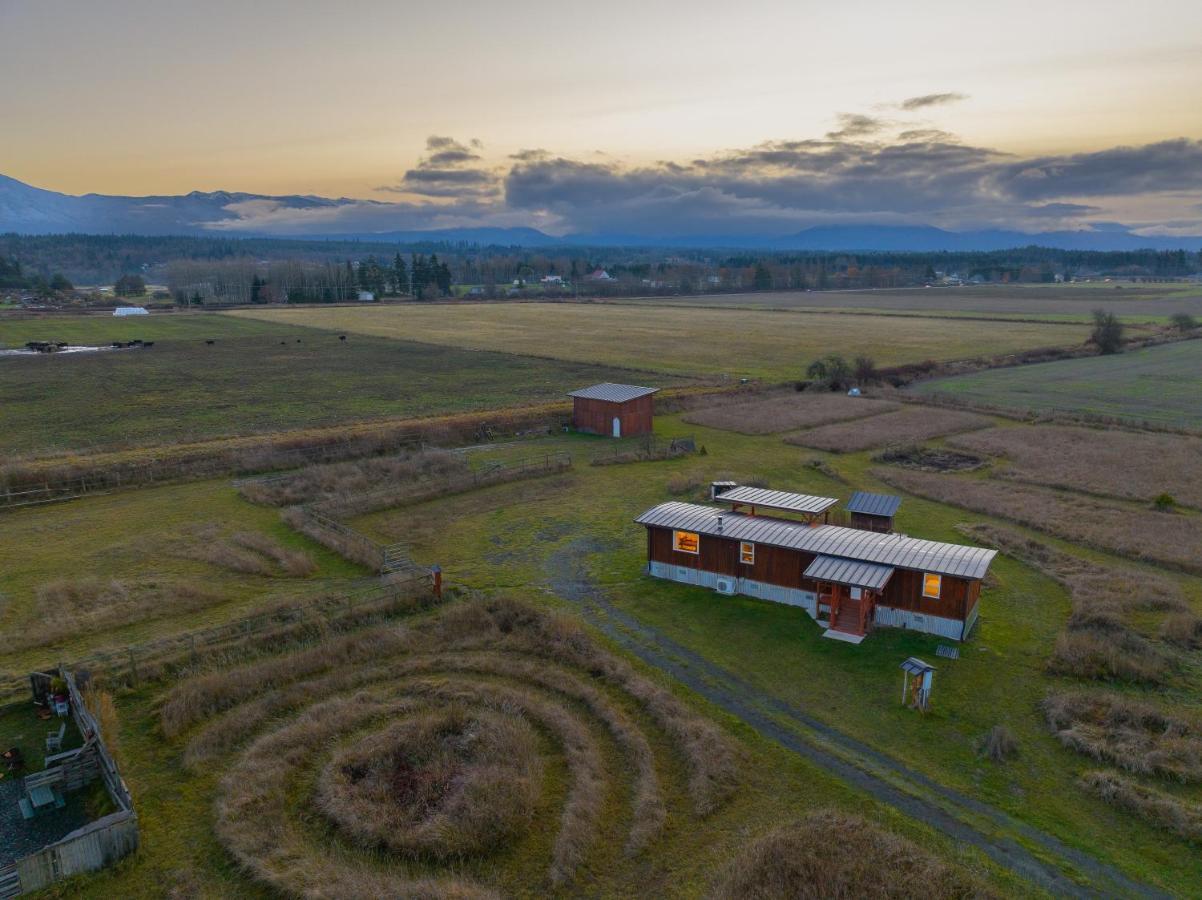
<box><xmin>922</xmin><ymin>573</ymin><xmax>942</xmax><ymax>599</ymax></box>
<box><xmin>850</xmin><ymin>586</ymin><xmax>862</xmax><ymax>601</ymax></box>
<box><xmin>673</xmin><ymin>530</ymin><xmax>700</xmax><ymax>554</ymax></box>
<box><xmin>739</xmin><ymin>541</ymin><xmax>755</xmax><ymax>564</ymax></box>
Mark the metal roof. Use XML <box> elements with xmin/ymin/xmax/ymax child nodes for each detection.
<box><xmin>715</xmin><ymin>486</ymin><xmax>839</xmax><ymax>516</ymax></box>
<box><xmin>900</xmin><ymin>657</ymin><xmax>935</xmax><ymax>675</ymax></box>
<box><xmin>568</xmin><ymin>383</ymin><xmax>659</xmax><ymax>403</ymax></box>
<box><xmin>846</xmin><ymin>491</ymin><xmax>902</xmax><ymax>518</ymax></box>
<box><xmin>804</xmin><ymin>555</ymin><xmax>894</xmax><ymax>590</ymax></box>
<box><xmin>634</xmin><ymin>501</ymin><xmax>997</xmax><ymax>580</ymax></box>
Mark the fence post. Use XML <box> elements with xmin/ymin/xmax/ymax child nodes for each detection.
<box><xmin>126</xmin><ymin>648</ymin><xmax>139</xmax><ymax>685</ymax></box>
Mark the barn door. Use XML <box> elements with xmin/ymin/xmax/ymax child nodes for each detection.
<box><xmin>612</xmin><ymin>416</ymin><xmax>621</xmax><ymax>438</ymax></box>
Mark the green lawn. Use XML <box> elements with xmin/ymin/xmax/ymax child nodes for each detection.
<box><xmin>911</xmin><ymin>338</ymin><xmax>1202</xmax><ymax>428</ymax></box>
<box><xmin>0</xmin><ymin>313</ymin><xmax>673</xmax><ymax>455</ymax></box>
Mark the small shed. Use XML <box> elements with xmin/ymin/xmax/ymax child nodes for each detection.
<box><xmin>569</xmin><ymin>383</ymin><xmax>658</xmax><ymax>437</ymax></box>
<box><xmin>112</xmin><ymin>306</ymin><xmax>148</xmax><ymax>317</ymax></box>
<box><xmin>900</xmin><ymin>657</ymin><xmax>935</xmax><ymax>711</ymax></box>
<box><xmin>846</xmin><ymin>491</ymin><xmax>901</xmax><ymax>533</ymax></box>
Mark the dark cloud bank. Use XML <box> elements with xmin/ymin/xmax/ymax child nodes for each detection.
<box><xmin>4</xmin><ymin>104</ymin><xmax>1202</xmax><ymax>246</ymax></box>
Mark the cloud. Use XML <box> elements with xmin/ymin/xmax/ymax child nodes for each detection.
<box><xmin>826</xmin><ymin>113</ymin><xmax>887</xmax><ymax>140</ymax></box>
<box><xmin>900</xmin><ymin>92</ymin><xmax>968</xmax><ymax>110</ymax></box>
<box><xmin>377</xmin><ymin>135</ymin><xmax>500</xmax><ymax>199</ymax></box>
<box><xmin>201</xmin><ymin>123</ymin><xmax>1202</xmax><ymax>239</ymax></box>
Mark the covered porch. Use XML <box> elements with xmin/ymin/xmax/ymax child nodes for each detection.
<box><xmin>805</xmin><ymin>555</ymin><xmax>895</xmax><ymax>644</ymax></box>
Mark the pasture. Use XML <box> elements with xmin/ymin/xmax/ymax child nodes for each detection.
<box><xmin>230</xmin><ymin>302</ymin><xmax>1091</xmax><ymax>381</ymax></box>
<box><xmin>630</xmin><ymin>282</ymin><xmax>1202</xmax><ymax>321</ymax></box>
<box><xmin>4</xmin><ymin>310</ymin><xmax>1202</xmax><ymax>896</ymax></box>
<box><xmin>911</xmin><ymin>338</ymin><xmax>1202</xmax><ymax>429</ymax></box>
<box><xmin>0</xmin><ymin>313</ymin><xmax>663</xmax><ymax>455</ymax></box>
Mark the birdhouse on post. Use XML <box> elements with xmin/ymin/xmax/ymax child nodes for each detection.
<box><xmin>899</xmin><ymin>657</ymin><xmax>935</xmax><ymax>712</ymax></box>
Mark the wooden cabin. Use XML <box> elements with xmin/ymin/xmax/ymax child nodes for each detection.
<box><xmin>635</xmin><ymin>490</ymin><xmax>996</xmax><ymax>644</ymax></box>
<box><xmin>569</xmin><ymin>383</ymin><xmax>658</xmax><ymax>437</ymax></box>
<box><xmin>846</xmin><ymin>491</ymin><xmax>901</xmax><ymax>533</ymax></box>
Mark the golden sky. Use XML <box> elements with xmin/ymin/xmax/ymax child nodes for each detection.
<box><xmin>3</xmin><ymin>1</ymin><xmax>1201</xmax><ymax>236</ymax></box>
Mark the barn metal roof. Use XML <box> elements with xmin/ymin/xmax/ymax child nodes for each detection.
<box><xmin>634</xmin><ymin>501</ymin><xmax>997</xmax><ymax>579</ymax></box>
<box><xmin>900</xmin><ymin>657</ymin><xmax>935</xmax><ymax>675</ymax></box>
<box><xmin>567</xmin><ymin>383</ymin><xmax>659</xmax><ymax>403</ymax></box>
<box><xmin>715</xmin><ymin>486</ymin><xmax>839</xmax><ymax>516</ymax></box>
<box><xmin>804</xmin><ymin>555</ymin><xmax>895</xmax><ymax>590</ymax></box>
<box><xmin>846</xmin><ymin>491</ymin><xmax>902</xmax><ymax>518</ymax></box>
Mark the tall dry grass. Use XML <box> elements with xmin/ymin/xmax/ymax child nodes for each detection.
<box><xmin>709</xmin><ymin>809</ymin><xmax>993</xmax><ymax>899</ymax></box>
<box><xmin>314</xmin><ymin>705</ymin><xmax>542</xmax><ymax>858</ymax></box>
<box><xmin>239</xmin><ymin>448</ymin><xmax>468</xmax><ymax>507</ymax></box>
<box><xmin>1044</xmin><ymin>692</ymin><xmax>1202</xmax><ymax>782</ymax></box>
<box><xmin>788</xmin><ymin>406</ymin><xmax>991</xmax><ymax>452</ymax></box>
<box><xmin>1080</xmin><ymin>771</ymin><xmax>1202</xmax><ymax>843</ymax></box>
<box><xmin>5</xmin><ymin>577</ymin><xmax>224</xmax><ymax>651</ymax></box>
<box><xmin>82</xmin><ymin>686</ymin><xmax>122</xmax><ymax>766</ymax></box>
<box><xmin>230</xmin><ymin>532</ymin><xmax>316</xmax><ymax>577</ymax></box>
<box><xmin>949</xmin><ymin>425</ymin><xmax>1202</xmax><ymax>508</ymax></box>
<box><xmin>888</xmin><ymin>469</ymin><xmax>1202</xmax><ymax>574</ymax></box>
<box><xmin>958</xmin><ymin>523</ymin><xmax>1182</xmax><ymax>684</ymax></box>
<box><xmin>683</xmin><ymin>392</ymin><xmax>897</xmax><ymax>435</ymax></box>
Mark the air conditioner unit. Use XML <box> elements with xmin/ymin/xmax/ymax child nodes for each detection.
<box><xmin>715</xmin><ymin>577</ymin><xmax>736</xmax><ymax>596</ymax></box>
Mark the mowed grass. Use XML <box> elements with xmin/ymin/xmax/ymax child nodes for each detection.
<box><xmin>911</xmin><ymin>338</ymin><xmax>1202</xmax><ymax>429</ymax></box>
<box><xmin>0</xmin><ymin>313</ymin><xmax>669</xmax><ymax>455</ymax></box>
<box><xmin>625</xmin><ymin>283</ymin><xmax>1202</xmax><ymax>322</ymax></box>
<box><xmin>229</xmin><ymin>303</ymin><xmax>1090</xmax><ymax>381</ymax></box>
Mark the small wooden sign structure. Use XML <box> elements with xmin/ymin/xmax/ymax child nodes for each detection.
<box><xmin>900</xmin><ymin>657</ymin><xmax>935</xmax><ymax>712</ymax></box>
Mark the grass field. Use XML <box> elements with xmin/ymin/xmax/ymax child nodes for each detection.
<box><xmin>344</xmin><ymin>419</ymin><xmax>1202</xmax><ymax>896</ymax></box>
<box><xmin>626</xmin><ymin>283</ymin><xmax>1202</xmax><ymax>322</ymax></box>
<box><xmin>911</xmin><ymin>338</ymin><xmax>1202</xmax><ymax>428</ymax></box>
<box><xmin>0</xmin><ymin>313</ymin><xmax>668</xmax><ymax>455</ymax></box>
<box><xmin>230</xmin><ymin>303</ymin><xmax>1091</xmax><ymax>381</ymax></box>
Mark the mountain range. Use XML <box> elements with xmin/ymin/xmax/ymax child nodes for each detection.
<box><xmin>4</xmin><ymin>174</ymin><xmax>1201</xmax><ymax>252</ymax></box>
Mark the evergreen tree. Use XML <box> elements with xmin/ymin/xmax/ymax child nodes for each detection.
<box><xmin>393</xmin><ymin>252</ymin><xmax>408</xmax><ymax>296</ymax></box>
<box><xmin>753</xmin><ymin>262</ymin><xmax>772</xmax><ymax>290</ymax></box>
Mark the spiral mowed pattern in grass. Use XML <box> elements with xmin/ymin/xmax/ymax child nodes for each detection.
<box><xmin>168</xmin><ymin>597</ymin><xmax>739</xmax><ymax>895</ymax></box>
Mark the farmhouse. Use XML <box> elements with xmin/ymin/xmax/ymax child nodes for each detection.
<box><xmin>635</xmin><ymin>485</ymin><xmax>996</xmax><ymax>643</ymax></box>
<box><xmin>569</xmin><ymin>383</ymin><xmax>658</xmax><ymax>437</ymax></box>
<box><xmin>112</xmin><ymin>306</ymin><xmax>147</xmax><ymax>316</ymax></box>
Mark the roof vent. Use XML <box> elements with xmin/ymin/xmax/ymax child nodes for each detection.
<box><xmin>716</xmin><ymin>513</ymin><xmax>725</xmax><ymax>533</ymax></box>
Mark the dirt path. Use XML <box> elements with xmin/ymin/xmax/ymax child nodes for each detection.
<box><xmin>545</xmin><ymin>542</ymin><xmax>1166</xmax><ymax>899</ymax></box>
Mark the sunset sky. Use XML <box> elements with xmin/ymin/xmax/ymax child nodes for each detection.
<box><xmin>3</xmin><ymin>0</ymin><xmax>1202</xmax><ymax>237</ymax></box>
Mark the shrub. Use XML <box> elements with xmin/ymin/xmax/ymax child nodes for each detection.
<box><xmin>1153</xmin><ymin>493</ymin><xmax>1176</xmax><ymax>512</ymax></box>
<box><xmin>1090</xmin><ymin>309</ymin><xmax>1124</xmax><ymax>354</ymax></box>
<box><xmin>978</xmin><ymin>725</ymin><xmax>1019</xmax><ymax>762</ymax></box>
<box><xmin>1170</xmin><ymin>312</ymin><xmax>1198</xmax><ymax>333</ymax></box>
<box><xmin>709</xmin><ymin>809</ymin><xmax>992</xmax><ymax>899</ymax></box>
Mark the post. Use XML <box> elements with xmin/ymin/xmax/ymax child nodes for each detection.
<box><xmin>432</xmin><ymin>565</ymin><xmax>443</xmax><ymax>599</ymax></box>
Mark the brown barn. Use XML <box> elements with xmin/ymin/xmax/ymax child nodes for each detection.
<box><xmin>569</xmin><ymin>383</ymin><xmax>658</xmax><ymax>437</ymax></box>
<box><xmin>635</xmin><ymin>490</ymin><xmax>996</xmax><ymax>644</ymax></box>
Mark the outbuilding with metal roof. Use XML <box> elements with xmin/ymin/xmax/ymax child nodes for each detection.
<box><xmin>569</xmin><ymin>383</ymin><xmax>659</xmax><ymax>437</ymax></box>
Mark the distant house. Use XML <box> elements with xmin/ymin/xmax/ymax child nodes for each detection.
<box><xmin>113</xmin><ymin>306</ymin><xmax>148</xmax><ymax>316</ymax></box>
<box><xmin>586</xmin><ymin>269</ymin><xmax>613</xmax><ymax>281</ymax></box>
<box><xmin>541</xmin><ymin>275</ymin><xmax>564</xmax><ymax>284</ymax></box>
<box><xmin>569</xmin><ymin>383</ymin><xmax>658</xmax><ymax>437</ymax></box>
<box><xmin>357</xmin><ymin>291</ymin><xmax>375</xmax><ymax>302</ymax></box>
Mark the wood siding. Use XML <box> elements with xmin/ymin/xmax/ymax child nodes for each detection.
<box><xmin>850</xmin><ymin>511</ymin><xmax>892</xmax><ymax>533</ymax></box>
<box><xmin>646</xmin><ymin>525</ymin><xmax>976</xmax><ymax>622</ymax></box>
<box><xmin>573</xmin><ymin>394</ymin><xmax>654</xmax><ymax>436</ymax></box>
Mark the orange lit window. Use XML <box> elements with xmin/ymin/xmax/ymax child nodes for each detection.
<box><xmin>922</xmin><ymin>573</ymin><xmax>942</xmax><ymax>599</ymax></box>
<box><xmin>673</xmin><ymin>530</ymin><xmax>700</xmax><ymax>554</ymax></box>
<box><xmin>739</xmin><ymin>541</ymin><xmax>755</xmax><ymax>564</ymax></box>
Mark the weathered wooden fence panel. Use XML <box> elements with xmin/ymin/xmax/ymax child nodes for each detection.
<box><xmin>14</xmin><ymin>811</ymin><xmax>139</xmax><ymax>894</ymax></box>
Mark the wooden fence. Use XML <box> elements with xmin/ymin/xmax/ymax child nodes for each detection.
<box><xmin>0</xmin><ymin>670</ymin><xmax>138</xmax><ymax>898</ymax></box>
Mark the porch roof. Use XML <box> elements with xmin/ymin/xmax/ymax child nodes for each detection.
<box><xmin>804</xmin><ymin>554</ymin><xmax>895</xmax><ymax>590</ymax></box>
